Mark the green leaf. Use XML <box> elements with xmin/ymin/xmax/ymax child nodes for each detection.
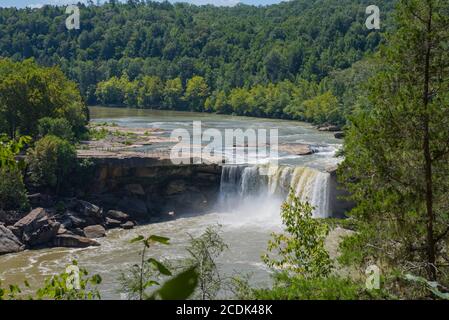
<box><xmin>147</xmin><ymin>258</ymin><xmax>172</xmax><ymax>276</ymax></box>
<box><xmin>90</xmin><ymin>274</ymin><xmax>102</xmax><ymax>285</ymax></box>
<box><xmin>149</xmin><ymin>266</ymin><xmax>198</xmax><ymax>300</ymax></box>
<box><xmin>143</xmin><ymin>280</ymin><xmax>160</xmax><ymax>289</ymax></box>
<box><xmin>147</xmin><ymin>235</ymin><xmax>170</xmax><ymax>245</ymax></box>
<box><xmin>130</xmin><ymin>235</ymin><xmax>144</xmax><ymax>243</ymax></box>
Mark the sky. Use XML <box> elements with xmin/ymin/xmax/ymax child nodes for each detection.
<box><xmin>0</xmin><ymin>0</ymin><xmax>285</xmax><ymax>8</ymax></box>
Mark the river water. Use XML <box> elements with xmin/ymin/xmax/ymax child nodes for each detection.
<box><xmin>0</xmin><ymin>107</ymin><xmax>342</xmax><ymax>299</ymax></box>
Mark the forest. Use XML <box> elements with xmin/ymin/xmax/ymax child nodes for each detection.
<box><xmin>0</xmin><ymin>0</ymin><xmax>394</xmax><ymax>125</ymax></box>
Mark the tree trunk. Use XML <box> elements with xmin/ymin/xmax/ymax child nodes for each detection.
<box><xmin>422</xmin><ymin>0</ymin><xmax>436</xmax><ymax>281</ymax></box>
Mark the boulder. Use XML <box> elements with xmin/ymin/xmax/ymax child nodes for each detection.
<box><xmin>121</xmin><ymin>221</ymin><xmax>135</xmax><ymax>230</ymax></box>
<box><xmin>83</xmin><ymin>225</ymin><xmax>106</xmax><ymax>238</ymax></box>
<box><xmin>0</xmin><ymin>210</ymin><xmax>27</xmax><ymax>225</ymax></box>
<box><xmin>278</xmin><ymin>144</ymin><xmax>314</xmax><ymax>156</ymax></box>
<box><xmin>13</xmin><ymin>208</ymin><xmax>60</xmax><ymax>247</ymax></box>
<box><xmin>57</xmin><ymin>225</ymin><xmax>68</xmax><ymax>235</ymax></box>
<box><xmin>105</xmin><ymin>217</ymin><xmax>122</xmax><ymax>229</ymax></box>
<box><xmin>53</xmin><ymin>234</ymin><xmax>100</xmax><ymax>248</ymax></box>
<box><xmin>66</xmin><ymin>212</ymin><xmax>87</xmax><ymax>228</ymax></box>
<box><xmin>76</xmin><ymin>200</ymin><xmax>103</xmax><ymax>219</ymax></box>
<box><xmin>334</xmin><ymin>132</ymin><xmax>345</xmax><ymax>139</ymax></box>
<box><xmin>0</xmin><ymin>225</ymin><xmax>24</xmax><ymax>255</ymax></box>
<box><xmin>106</xmin><ymin>210</ymin><xmax>130</xmax><ymax>222</ymax></box>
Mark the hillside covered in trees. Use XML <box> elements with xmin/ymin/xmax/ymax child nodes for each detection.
<box><xmin>0</xmin><ymin>0</ymin><xmax>395</xmax><ymax>124</ymax></box>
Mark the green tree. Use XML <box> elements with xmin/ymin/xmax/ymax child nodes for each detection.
<box><xmin>95</xmin><ymin>76</ymin><xmax>125</xmax><ymax>105</ymax></box>
<box><xmin>185</xmin><ymin>225</ymin><xmax>228</xmax><ymax>300</ymax></box>
<box><xmin>302</xmin><ymin>92</ymin><xmax>340</xmax><ymax>124</ymax></box>
<box><xmin>262</xmin><ymin>193</ymin><xmax>333</xmax><ymax>278</ymax></box>
<box><xmin>340</xmin><ymin>0</ymin><xmax>449</xmax><ymax>291</ymax></box>
<box><xmin>184</xmin><ymin>76</ymin><xmax>209</xmax><ymax>111</ymax></box>
<box><xmin>138</xmin><ymin>76</ymin><xmax>164</xmax><ymax>108</ymax></box>
<box><xmin>163</xmin><ymin>77</ymin><xmax>183</xmax><ymax>109</ymax></box>
<box><xmin>0</xmin><ymin>59</ymin><xmax>87</xmax><ymax>139</ymax></box>
<box><xmin>38</xmin><ymin>117</ymin><xmax>74</xmax><ymax>141</ymax></box>
<box><xmin>0</xmin><ymin>135</ymin><xmax>31</xmax><ymax>211</ymax></box>
<box><xmin>26</xmin><ymin>135</ymin><xmax>77</xmax><ymax>194</ymax></box>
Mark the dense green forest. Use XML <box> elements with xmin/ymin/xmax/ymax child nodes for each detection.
<box><xmin>0</xmin><ymin>0</ymin><xmax>394</xmax><ymax>124</ymax></box>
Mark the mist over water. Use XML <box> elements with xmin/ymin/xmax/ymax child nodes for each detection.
<box><xmin>218</xmin><ymin>164</ymin><xmax>332</xmax><ymax>224</ymax></box>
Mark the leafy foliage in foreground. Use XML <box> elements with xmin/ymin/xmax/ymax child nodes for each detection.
<box><xmin>119</xmin><ymin>234</ymin><xmax>199</xmax><ymax>301</ymax></box>
<box><xmin>262</xmin><ymin>193</ymin><xmax>333</xmax><ymax>278</ymax></box>
<box><xmin>185</xmin><ymin>225</ymin><xmax>228</xmax><ymax>300</ymax></box>
<box><xmin>242</xmin><ymin>273</ymin><xmax>386</xmax><ymax>300</ymax></box>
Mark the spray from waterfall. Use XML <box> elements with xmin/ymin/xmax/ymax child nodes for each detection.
<box><xmin>217</xmin><ymin>164</ymin><xmax>332</xmax><ymax>226</ymax></box>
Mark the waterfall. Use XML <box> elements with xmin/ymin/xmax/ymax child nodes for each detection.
<box><xmin>218</xmin><ymin>164</ymin><xmax>332</xmax><ymax>219</ymax></box>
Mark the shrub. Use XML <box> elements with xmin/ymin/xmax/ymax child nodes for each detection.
<box><xmin>185</xmin><ymin>225</ymin><xmax>228</xmax><ymax>300</ymax></box>
<box><xmin>26</xmin><ymin>135</ymin><xmax>77</xmax><ymax>194</ymax></box>
<box><xmin>0</xmin><ymin>167</ymin><xmax>29</xmax><ymax>211</ymax></box>
<box><xmin>262</xmin><ymin>193</ymin><xmax>333</xmax><ymax>278</ymax></box>
<box><xmin>38</xmin><ymin>117</ymin><xmax>74</xmax><ymax>141</ymax></box>
<box><xmin>249</xmin><ymin>273</ymin><xmax>386</xmax><ymax>300</ymax></box>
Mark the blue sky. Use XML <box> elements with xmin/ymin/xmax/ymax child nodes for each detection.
<box><xmin>0</xmin><ymin>0</ymin><xmax>285</xmax><ymax>8</ymax></box>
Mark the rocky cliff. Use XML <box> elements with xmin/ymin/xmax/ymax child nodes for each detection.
<box><xmin>81</xmin><ymin>156</ymin><xmax>222</xmax><ymax>222</ymax></box>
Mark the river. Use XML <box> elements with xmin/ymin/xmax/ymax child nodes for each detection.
<box><xmin>0</xmin><ymin>107</ymin><xmax>342</xmax><ymax>299</ymax></box>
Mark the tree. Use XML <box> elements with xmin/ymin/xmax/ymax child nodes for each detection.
<box><xmin>163</xmin><ymin>77</ymin><xmax>183</xmax><ymax>109</ymax></box>
<box><xmin>0</xmin><ymin>135</ymin><xmax>31</xmax><ymax>211</ymax></box>
<box><xmin>185</xmin><ymin>225</ymin><xmax>228</xmax><ymax>300</ymax></box>
<box><xmin>138</xmin><ymin>76</ymin><xmax>164</xmax><ymax>108</ymax></box>
<box><xmin>38</xmin><ymin>117</ymin><xmax>74</xmax><ymax>141</ymax></box>
<box><xmin>184</xmin><ymin>76</ymin><xmax>209</xmax><ymax>111</ymax></box>
<box><xmin>302</xmin><ymin>92</ymin><xmax>340</xmax><ymax>124</ymax></box>
<box><xmin>262</xmin><ymin>193</ymin><xmax>333</xmax><ymax>279</ymax></box>
<box><xmin>26</xmin><ymin>135</ymin><xmax>77</xmax><ymax>194</ymax></box>
<box><xmin>340</xmin><ymin>0</ymin><xmax>449</xmax><ymax>289</ymax></box>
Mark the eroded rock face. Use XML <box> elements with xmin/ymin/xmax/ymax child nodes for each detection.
<box><xmin>80</xmin><ymin>158</ymin><xmax>222</xmax><ymax>222</ymax></box>
<box><xmin>13</xmin><ymin>208</ymin><xmax>60</xmax><ymax>247</ymax></box>
<box><xmin>53</xmin><ymin>234</ymin><xmax>100</xmax><ymax>248</ymax></box>
<box><xmin>0</xmin><ymin>224</ymin><xmax>24</xmax><ymax>255</ymax></box>
<box><xmin>117</xmin><ymin>198</ymin><xmax>148</xmax><ymax>220</ymax></box>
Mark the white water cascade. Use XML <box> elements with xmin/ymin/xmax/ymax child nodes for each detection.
<box><xmin>218</xmin><ymin>165</ymin><xmax>332</xmax><ymax>222</ymax></box>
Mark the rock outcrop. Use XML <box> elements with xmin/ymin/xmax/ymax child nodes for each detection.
<box><xmin>78</xmin><ymin>157</ymin><xmax>222</xmax><ymax>222</ymax></box>
<box><xmin>13</xmin><ymin>208</ymin><xmax>60</xmax><ymax>247</ymax></box>
<box><xmin>53</xmin><ymin>234</ymin><xmax>100</xmax><ymax>248</ymax></box>
<box><xmin>0</xmin><ymin>224</ymin><xmax>25</xmax><ymax>255</ymax></box>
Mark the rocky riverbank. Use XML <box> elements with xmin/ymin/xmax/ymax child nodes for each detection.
<box><xmin>0</xmin><ymin>200</ymin><xmax>136</xmax><ymax>255</ymax></box>
<box><xmin>0</xmin><ymin>153</ymin><xmax>222</xmax><ymax>256</ymax></box>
